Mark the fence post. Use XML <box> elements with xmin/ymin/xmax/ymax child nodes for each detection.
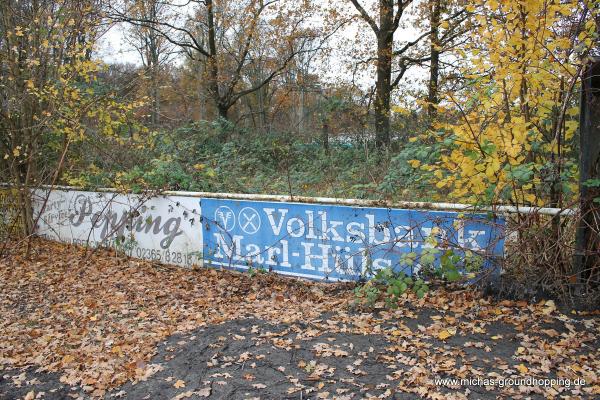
<box><xmin>574</xmin><ymin>59</ymin><xmax>600</xmax><ymax>292</ymax></box>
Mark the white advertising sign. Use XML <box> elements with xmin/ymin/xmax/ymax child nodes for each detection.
<box><xmin>33</xmin><ymin>189</ymin><xmax>203</xmax><ymax>267</ymax></box>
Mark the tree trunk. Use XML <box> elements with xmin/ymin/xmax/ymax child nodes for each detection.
<box><xmin>258</xmin><ymin>86</ymin><xmax>267</xmax><ymax>133</ymax></box>
<box><xmin>374</xmin><ymin>0</ymin><xmax>393</xmax><ymax>149</ymax></box>
<box><xmin>322</xmin><ymin>119</ymin><xmax>330</xmax><ymax>156</ymax></box>
<box><xmin>218</xmin><ymin>104</ymin><xmax>228</xmax><ymax>120</ymax></box>
<box><xmin>148</xmin><ymin>2</ymin><xmax>160</xmax><ymax>126</ymax></box>
<box><xmin>205</xmin><ymin>0</ymin><xmax>223</xmax><ymax>122</ymax></box>
<box><xmin>150</xmin><ymin>67</ymin><xmax>160</xmax><ymax>125</ymax></box>
<box><xmin>574</xmin><ymin>60</ymin><xmax>600</xmax><ymax>291</ymax></box>
<box><xmin>195</xmin><ymin>61</ymin><xmax>206</xmax><ymax>120</ymax></box>
<box><xmin>427</xmin><ymin>0</ymin><xmax>441</xmax><ymax>120</ymax></box>
<box><xmin>298</xmin><ymin>88</ymin><xmax>305</xmax><ymax>135</ymax></box>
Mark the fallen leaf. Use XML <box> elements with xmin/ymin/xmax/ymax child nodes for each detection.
<box><xmin>438</xmin><ymin>330</ymin><xmax>453</xmax><ymax>340</ymax></box>
<box><xmin>516</xmin><ymin>364</ymin><xmax>529</xmax><ymax>374</ymax></box>
<box><xmin>173</xmin><ymin>379</ymin><xmax>186</xmax><ymax>389</ymax></box>
<box><xmin>62</xmin><ymin>354</ymin><xmax>75</xmax><ymax>365</ymax></box>
<box><xmin>542</xmin><ymin>300</ymin><xmax>556</xmax><ymax>315</ymax></box>
<box><xmin>541</xmin><ymin>328</ymin><xmax>559</xmax><ymax>337</ymax></box>
<box><xmin>171</xmin><ymin>391</ymin><xmax>193</xmax><ymax>400</ymax></box>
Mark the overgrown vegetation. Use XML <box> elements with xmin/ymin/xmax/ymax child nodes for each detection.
<box><xmin>352</xmin><ymin>245</ymin><xmax>486</xmax><ymax>308</ymax></box>
<box><xmin>68</xmin><ymin>120</ymin><xmax>440</xmax><ymax>201</ymax></box>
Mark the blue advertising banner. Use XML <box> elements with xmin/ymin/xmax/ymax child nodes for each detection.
<box><xmin>200</xmin><ymin>198</ymin><xmax>505</xmax><ymax>281</ymax></box>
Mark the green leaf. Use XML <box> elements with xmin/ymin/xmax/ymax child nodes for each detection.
<box><xmin>445</xmin><ymin>269</ymin><xmax>461</xmax><ymax>282</ymax></box>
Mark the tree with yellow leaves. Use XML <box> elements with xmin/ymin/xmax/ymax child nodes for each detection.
<box><xmin>0</xmin><ymin>0</ymin><xmax>146</xmax><ymax>237</ymax></box>
<box><xmin>424</xmin><ymin>0</ymin><xmax>597</xmax><ymax>207</ymax></box>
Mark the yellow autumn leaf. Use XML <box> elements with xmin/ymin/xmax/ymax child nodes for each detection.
<box><xmin>62</xmin><ymin>354</ymin><xmax>75</xmax><ymax>364</ymax></box>
<box><xmin>542</xmin><ymin>300</ymin><xmax>556</xmax><ymax>315</ymax></box>
<box><xmin>408</xmin><ymin>159</ymin><xmax>421</xmax><ymax>168</ymax></box>
<box><xmin>570</xmin><ymin>364</ymin><xmax>582</xmax><ymax>372</ymax></box>
<box><xmin>438</xmin><ymin>329</ymin><xmax>453</xmax><ymax>340</ymax></box>
<box><xmin>391</xmin><ymin>105</ymin><xmax>408</xmax><ymax>114</ymax></box>
<box><xmin>516</xmin><ymin>364</ymin><xmax>528</xmax><ymax>374</ymax></box>
<box><xmin>524</xmin><ymin>193</ymin><xmax>537</xmax><ymax>204</ymax></box>
<box><xmin>174</xmin><ymin>379</ymin><xmax>186</xmax><ymax>388</ymax></box>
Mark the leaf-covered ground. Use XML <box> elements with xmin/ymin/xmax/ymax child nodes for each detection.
<box><xmin>1</xmin><ymin>239</ymin><xmax>599</xmax><ymax>399</ymax></box>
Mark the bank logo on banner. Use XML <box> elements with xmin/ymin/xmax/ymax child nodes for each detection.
<box><xmin>239</xmin><ymin>207</ymin><xmax>261</xmax><ymax>234</ymax></box>
<box><xmin>215</xmin><ymin>206</ymin><xmax>235</xmax><ymax>232</ymax></box>
<box><xmin>200</xmin><ymin>198</ymin><xmax>505</xmax><ymax>281</ymax></box>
